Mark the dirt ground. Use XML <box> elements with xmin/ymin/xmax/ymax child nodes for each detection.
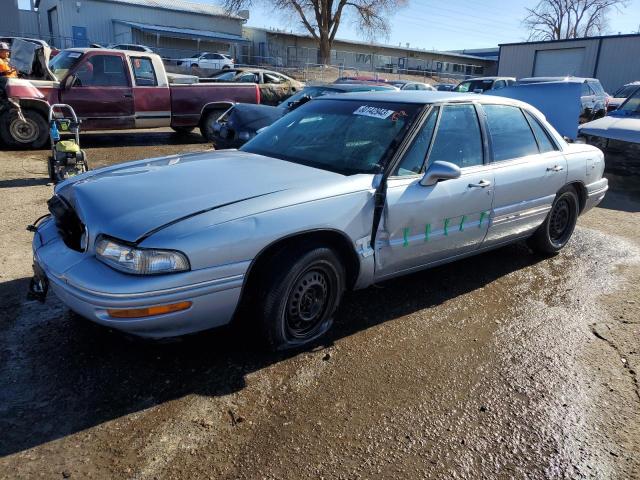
<box><xmin>0</xmin><ymin>130</ymin><xmax>638</xmax><ymax>480</ymax></box>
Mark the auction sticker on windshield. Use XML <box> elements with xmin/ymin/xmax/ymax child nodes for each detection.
<box><xmin>353</xmin><ymin>105</ymin><xmax>395</xmax><ymax>119</ymax></box>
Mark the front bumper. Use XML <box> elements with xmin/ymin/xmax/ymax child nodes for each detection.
<box><xmin>583</xmin><ymin>177</ymin><xmax>608</xmax><ymax>213</ymax></box>
<box><xmin>32</xmin><ymin>218</ymin><xmax>246</xmax><ymax>339</ymax></box>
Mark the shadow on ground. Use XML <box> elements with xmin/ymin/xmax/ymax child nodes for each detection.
<box><xmin>0</xmin><ymin>242</ymin><xmax>546</xmax><ymax>457</ymax></box>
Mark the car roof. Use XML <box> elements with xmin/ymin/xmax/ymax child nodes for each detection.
<box><xmin>518</xmin><ymin>76</ymin><xmax>598</xmax><ymax>83</ymax></box>
<box><xmin>316</xmin><ymin>90</ymin><xmax>534</xmax><ymax>108</ymax></box>
<box><xmin>459</xmin><ymin>76</ymin><xmax>515</xmax><ymax>81</ymax></box>
<box><xmin>326</xmin><ymin>83</ymin><xmax>396</xmax><ymax>91</ymax></box>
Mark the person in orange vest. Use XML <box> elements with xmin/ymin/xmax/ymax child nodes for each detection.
<box><xmin>0</xmin><ymin>42</ymin><xmax>18</xmax><ymax>78</ymax></box>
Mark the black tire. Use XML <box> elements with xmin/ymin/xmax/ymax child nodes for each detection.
<box><xmin>528</xmin><ymin>186</ymin><xmax>579</xmax><ymax>254</ymax></box>
<box><xmin>199</xmin><ymin>109</ymin><xmax>226</xmax><ymax>142</ymax></box>
<box><xmin>259</xmin><ymin>246</ymin><xmax>346</xmax><ymax>351</ymax></box>
<box><xmin>0</xmin><ymin>109</ymin><xmax>49</xmax><ymax>149</ymax></box>
<box><xmin>222</xmin><ymin>65</ymin><xmax>231</xmax><ymax>70</ymax></box>
<box><xmin>171</xmin><ymin>126</ymin><xmax>195</xmax><ymax>134</ymax></box>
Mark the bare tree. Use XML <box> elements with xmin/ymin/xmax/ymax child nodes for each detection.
<box><xmin>223</xmin><ymin>0</ymin><xmax>407</xmax><ymax>65</ymax></box>
<box><xmin>523</xmin><ymin>0</ymin><xmax>629</xmax><ymax>41</ymax></box>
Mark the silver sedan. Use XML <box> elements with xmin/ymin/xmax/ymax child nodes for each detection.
<box><xmin>30</xmin><ymin>92</ymin><xmax>608</xmax><ymax>350</ymax></box>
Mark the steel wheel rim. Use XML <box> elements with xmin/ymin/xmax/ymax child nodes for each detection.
<box><xmin>285</xmin><ymin>266</ymin><xmax>332</xmax><ymax>339</ymax></box>
<box><xmin>549</xmin><ymin>197</ymin><xmax>573</xmax><ymax>244</ymax></box>
<box><xmin>10</xmin><ymin>117</ymin><xmax>38</xmax><ymax>143</ymax></box>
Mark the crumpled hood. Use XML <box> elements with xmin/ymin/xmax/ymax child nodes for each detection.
<box><xmin>56</xmin><ymin>150</ymin><xmax>345</xmax><ymax>243</ymax></box>
<box><xmin>228</xmin><ymin>103</ymin><xmax>286</xmax><ymax>133</ymax></box>
<box><xmin>579</xmin><ymin>115</ymin><xmax>640</xmax><ymax>144</ymax></box>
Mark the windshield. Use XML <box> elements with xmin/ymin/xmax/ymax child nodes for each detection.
<box><xmin>241</xmin><ymin>99</ymin><xmax>421</xmax><ymax>175</ymax></box>
<box><xmin>277</xmin><ymin>87</ymin><xmax>341</xmax><ymax>108</ymax></box>
<box><xmin>615</xmin><ymin>89</ymin><xmax>640</xmax><ymax>116</ymax></box>
<box><xmin>454</xmin><ymin>79</ymin><xmax>493</xmax><ymax>92</ymax></box>
<box><xmin>48</xmin><ymin>50</ymin><xmax>83</xmax><ymax>80</ymax></box>
<box><xmin>613</xmin><ymin>84</ymin><xmax>640</xmax><ymax>99</ymax></box>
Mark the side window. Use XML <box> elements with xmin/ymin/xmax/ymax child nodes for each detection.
<box><xmin>238</xmin><ymin>72</ymin><xmax>258</xmax><ymax>83</ymax></box>
<box><xmin>524</xmin><ymin>111</ymin><xmax>557</xmax><ymax>153</ymax></box>
<box><xmin>130</xmin><ymin>57</ymin><xmax>157</xmax><ymax>87</ymax></box>
<box><xmin>264</xmin><ymin>72</ymin><xmax>285</xmax><ymax>84</ymax></box>
<box><xmin>494</xmin><ymin>80</ymin><xmax>506</xmax><ymax>89</ymax></box>
<box><xmin>74</xmin><ymin>54</ymin><xmax>128</xmax><ymax>87</ymax></box>
<box><xmin>581</xmin><ymin>83</ymin><xmax>593</xmax><ymax>96</ymax></box>
<box><xmin>427</xmin><ymin>104</ymin><xmax>483</xmax><ymax>168</ymax></box>
<box><xmin>395</xmin><ymin>108</ymin><xmax>439</xmax><ymax>176</ymax></box>
<box><xmin>484</xmin><ymin>104</ymin><xmax>539</xmax><ymax>161</ymax></box>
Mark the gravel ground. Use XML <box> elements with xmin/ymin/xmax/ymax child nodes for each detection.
<box><xmin>0</xmin><ymin>131</ymin><xmax>638</xmax><ymax>479</ymax></box>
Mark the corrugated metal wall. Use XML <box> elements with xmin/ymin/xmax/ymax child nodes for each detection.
<box><xmin>34</xmin><ymin>0</ymin><xmax>243</xmax><ymax>49</ymax></box>
<box><xmin>498</xmin><ymin>35</ymin><xmax>640</xmax><ymax>91</ymax></box>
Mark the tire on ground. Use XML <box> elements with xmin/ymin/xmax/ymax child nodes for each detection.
<box><xmin>0</xmin><ymin>109</ymin><xmax>49</xmax><ymax>149</ymax></box>
<box><xmin>528</xmin><ymin>185</ymin><xmax>579</xmax><ymax>255</ymax></box>
<box><xmin>258</xmin><ymin>245</ymin><xmax>346</xmax><ymax>351</ymax></box>
<box><xmin>171</xmin><ymin>126</ymin><xmax>195</xmax><ymax>134</ymax></box>
<box><xmin>200</xmin><ymin>109</ymin><xmax>226</xmax><ymax>142</ymax></box>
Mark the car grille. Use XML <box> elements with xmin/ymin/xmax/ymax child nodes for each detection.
<box><xmin>47</xmin><ymin>195</ymin><xmax>86</xmax><ymax>252</ymax></box>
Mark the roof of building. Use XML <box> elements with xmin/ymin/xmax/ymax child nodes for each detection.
<box><xmin>114</xmin><ymin>21</ymin><xmax>249</xmax><ymax>43</ymax></box>
<box><xmin>245</xmin><ymin>26</ymin><xmax>494</xmax><ymax>63</ymax></box>
<box><xmin>36</xmin><ymin>0</ymin><xmax>242</xmax><ymax>19</ymax></box>
<box><xmin>499</xmin><ymin>32</ymin><xmax>640</xmax><ymax>47</ymax></box>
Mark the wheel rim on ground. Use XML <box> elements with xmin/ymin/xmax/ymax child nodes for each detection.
<box><xmin>549</xmin><ymin>196</ymin><xmax>574</xmax><ymax>246</ymax></box>
<box><xmin>10</xmin><ymin>117</ymin><xmax>39</xmax><ymax>143</ymax></box>
<box><xmin>285</xmin><ymin>265</ymin><xmax>332</xmax><ymax>339</ymax></box>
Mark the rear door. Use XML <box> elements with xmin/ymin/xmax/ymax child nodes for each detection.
<box><xmin>481</xmin><ymin>104</ymin><xmax>567</xmax><ymax>245</ymax></box>
<box><xmin>375</xmin><ymin>103</ymin><xmax>495</xmax><ymax>279</ymax></box>
<box><xmin>60</xmin><ymin>52</ymin><xmax>134</xmax><ymax>129</ymax></box>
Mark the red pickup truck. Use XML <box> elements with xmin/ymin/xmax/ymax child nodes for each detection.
<box><xmin>0</xmin><ymin>48</ymin><xmax>261</xmax><ymax>148</ymax></box>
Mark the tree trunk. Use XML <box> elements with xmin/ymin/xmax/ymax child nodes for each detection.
<box><xmin>318</xmin><ymin>35</ymin><xmax>331</xmax><ymax>65</ymax></box>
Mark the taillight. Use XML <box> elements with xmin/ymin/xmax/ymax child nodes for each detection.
<box><xmin>255</xmin><ymin>84</ymin><xmax>261</xmax><ymax>104</ymax></box>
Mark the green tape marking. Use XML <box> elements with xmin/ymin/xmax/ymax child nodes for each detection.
<box><xmin>424</xmin><ymin>223</ymin><xmax>431</xmax><ymax>242</ymax></box>
<box><xmin>459</xmin><ymin>215</ymin><xmax>467</xmax><ymax>232</ymax></box>
<box><xmin>444</xmin><ymin>218</ymin><xmax>450</xmax><ymax>236</ymax></box>
<box><xmin>479</xmin><ymin>211</ymin><xmax>487</xmax><ymax>228</ymax></box>
<box><xmin>403</xmin><ymin>227</ymin><xmax>410</xmax><ymax>247</ymax></box>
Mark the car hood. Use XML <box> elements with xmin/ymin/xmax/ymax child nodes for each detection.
<box><xmin>56</xmin><ymin>150</ymin><xmax>351</xmax><ymax>243</ymax></box>
<box><xmin>579</xmin><ymin>115</ymin><xmax>640</xmax><ymax>143</ymax></box>
<box><xmin>227</xmin><ymin>103</ymin><xmax>285</xmax><ymax>132</ymax></box>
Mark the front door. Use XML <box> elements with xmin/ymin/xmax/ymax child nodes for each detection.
<box><xmin>60</xmin><ymin>52</ymin><xmax>134</xmax><ymax>130</ymax></box>
<box><xmin>481</xmin><ymin>104</ymin><xmax>567</xmax><ymax>245</ymax></box>
<box><xmin>375</xmin><ymin>104</ymin><xmax>495</xmax><ymax>279</ymax></box>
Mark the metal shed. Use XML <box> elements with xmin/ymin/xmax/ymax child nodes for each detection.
<box><xmin>497</xmin><ymin>34</ymin><xmax>640</xmax><ymax>92</ymax></box>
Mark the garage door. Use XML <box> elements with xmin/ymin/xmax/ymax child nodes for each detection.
<box><xmin>533</xmin><ymin>48</ymin><xmax>585</xmax><ymax>76</ymax></box>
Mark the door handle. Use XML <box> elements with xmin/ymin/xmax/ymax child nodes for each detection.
<box><xmin>468</xmin><ymin>179</ymin><xmax>491</xmax><ymax>188</ymax></box>
<box><xmin>547</xmin><ymin>165</ymin><xmax>564</xmax><ymax>172</ymax></box>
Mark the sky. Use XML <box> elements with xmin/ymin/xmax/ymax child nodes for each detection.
<box><xmin>231</xmin><ymin>0</ymin><xmax>639</xmax><ymax>50</ymax></box>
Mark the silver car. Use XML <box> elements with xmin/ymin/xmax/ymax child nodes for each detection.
<box><xmin>30</xmin><ymin>92</ymin><xmax>608</xmax><ymax>350</ymax></box>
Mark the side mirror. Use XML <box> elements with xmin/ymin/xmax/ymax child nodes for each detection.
<box><xmin>63</xmin><ymin>75</ymin><xmax>77</xmax><ymax>90</ymax></box>
<box><xmin>420</xmin><ymin>161</ymin><xmax>462</xmax><ymax>186</ymax></box>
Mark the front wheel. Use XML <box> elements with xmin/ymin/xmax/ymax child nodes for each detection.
<box><xmin>528</xmin><ymin>186</ymin><xmax>579</xmax><ymax>254</ymax></box>
<box><xmin>0</xmin><ymin>109</ymin><xmax>49</xmax><ymax>149</ymax></box>
<box><xmin>259</xmin><ymin>246</ymin><xmax>346</xmax><ymax>351</ymax></box>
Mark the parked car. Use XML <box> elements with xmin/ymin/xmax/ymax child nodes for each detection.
<box><xmin>30</xmin><ymin>92</ymin><xmax>607</xmax><ymax>350</ymax></box>
<box><xmin>207</xmin><ymin>68</ymin><xmax>305</xmax><ymax>105</ymax></box>
<box><xmin>606</xmin><ymin>81</ymin><xmax>640</xmax><ymax>112</ymax></box>
<box><xmin>453</xmin><ymin>77</ymin><xmax>516</xmax><ymax>93</ymax></box>
<box><xmin>434</xmin><ymin>83</ymin><xmax>455</xmax><ymax>91</ymax></box>
<box><xmin>176</xmin><ymin>52</ymin><xmax>234</xmax><ymax>71</ymax></box>
<box><xmin>335</xmin><ymin>76</ymin><xmax>387</xmax><ymax>83</ymax></box>
<box><xmin>579</xmin><ymin>87</ymin><xmax>640</xmax><ymax>174</ymax></box>
<box><xmin>387</xmin><ymin>80</ymin><xmax>436</xmax><ymax>91</ymax></box>
<box><xmin>0</xmin><ymin>48</ymin><xmax>260</xmax><ymax>148</ymax></box>
<box><xmin>516</xmin><ymin>77</ymin><xmax>608</xmax><ymax>123</ymax></box>
<box><xmin>210</xmin><ymin>83</ymin><xmax>398</xmax><ymax>148</ymax></box>
<box><xmin>107</xmin><ymin>44</ymin><xmax>154</xmax><ymax>53</ymax></box>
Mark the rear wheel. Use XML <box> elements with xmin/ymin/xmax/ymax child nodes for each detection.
<box><xmin>0</xmin><ymin>109</ymin><xmax>49</xmax><ymax>149</ymax></box>
<box><xmin>200</xmin><ymin>109</ymin><xmax>226</xmax><ymax>142</ymax></box>
<box><xmin>259</xmin><ymin>246</ymin><xmax>345</xmax><ymax>351</ymax></box>
<box><xmin>528</xmin><ymin>186</ymin><xmax>579</xmax><ymax>254</ymax></box>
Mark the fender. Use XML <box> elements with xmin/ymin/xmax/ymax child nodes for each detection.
<box><xmin>3</xmin><ymin>78</ymin><xmax>45</xmax><ymax>100</ymax></box>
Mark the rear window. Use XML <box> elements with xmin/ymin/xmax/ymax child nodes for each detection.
<box><xmin>130</xmin><ymin>57</ymin><xmax>157</xmax><ymax>86</ymax></box>
<box><xmin>524</xmin><ymin>111</ymin><xmax>557</xmax><ymax>153</ymax></box>
<box><xmin>613</xmin><ymin>85</ymin><xmax>639</xmax><ymax>98</ymax></box>
<box><xmin>589</xmin><ymin>81</ymin><xmax>605</xmax><ymax>95</ymax></box>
